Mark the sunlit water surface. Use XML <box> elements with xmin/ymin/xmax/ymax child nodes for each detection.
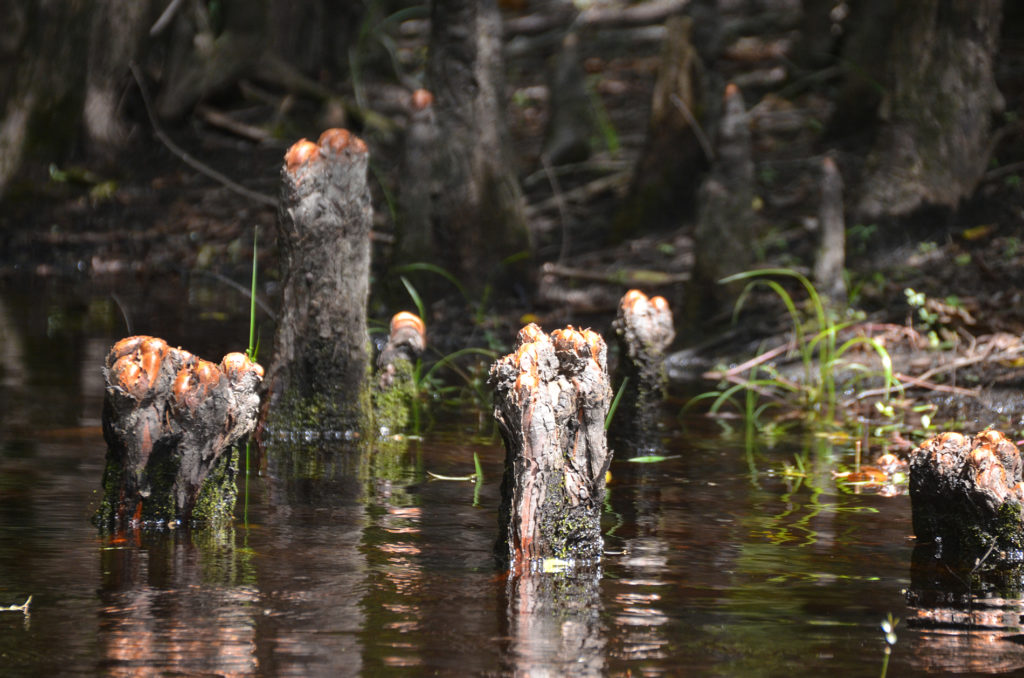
<box><xmin>1</xmin><ymin>277</ymin><xmax>1022</xmax><ymax>676</ymax></box>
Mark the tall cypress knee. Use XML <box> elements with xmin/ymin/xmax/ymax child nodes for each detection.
<box><xmin>491</xmin><ymin>324</ymin><xmax>613</xmax><ymax>573</ymax></box>
<box><xmin>266</xmin><ymin>129</ymin><xmax>373</xmax><ymax>432</ymax></box>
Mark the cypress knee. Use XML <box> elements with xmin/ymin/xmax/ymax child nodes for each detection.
<box><xmin>611</xmin><ymin>290</ymin><xmax>675</xmax><ymax>454</ymax></box>
<box><xmin>909</xmin><ymin>430</ymin><xmax>1024</xmax><ymax>563</ymax></box>
<box><xmin>491</xmin><ymin>324</ymin><xmax>613</xmax><ymax>573</ymax></box>
<box><xmin>97</xmin><ymin>336</ymin><xmax>264</xmax><ymax>528</ymax></box>
<box><xmin>374</xmin><ymin>312</ymin><xmax>427</xmax><ymax>436</ymax></box>
<box><xmin>265</xmin><ymin>129</ymin><xmax>373</xmax><ymax>432</ymax></box>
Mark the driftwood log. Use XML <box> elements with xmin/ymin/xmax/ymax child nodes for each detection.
<box><xmin>611</xmin><ymin>290</ymin><xmax>675</xmax><ymax>454</ymax></box>
<box><xmin>264</xmin><ymin>129</ymin><xmax>373</xmax><ymax>433</ymax></box>
<box><xmin>97</xmin><ymin>336</ymin><xmax>263</xmax><ymax>528</ymax></box>
<box><xmin>491</xmin><ymin>324</ymin><xmax>613</xmax><ymax>574</ymax></box>
<box><xmin>909</xmin><ymin>430</ymin><xmax>1024</xmax><ymax>563</ymax></box>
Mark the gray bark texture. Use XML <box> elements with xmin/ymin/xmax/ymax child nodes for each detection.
<box><xmin>491</xmin><ymin>324</ymin><xmax>613</xmax><ymax>574</ymax></box>
<box><xmin>813</xmin><ymin>156</ymin><xmax>846</xmax><ymax>301</ymax></box>
<box><xmin>265</xmin><ymin>129</ymin><xmax>373</xmax><ymax>432</ymax></box>
<box><xmin>98</xmin><ymin>336</ymin><xmax>264</xmax><ymax>528</ymax></box>
<box><xmin>611</xmin><ymin>290</ymin><xmax>675</xmax><ymax>455</ymax></box>
<box><xmin>425</xmin><ymin>0</ymin><xmax>529</xmax><ymax>286</ymax></box>
<box><xmin>857</xmin><ymin>0</ymin><xmax>1003</xmax><ymax>219</ymax></box>
<box><xmin>909</xmin><ymin>430</ymin><xmax>1024</xmax><ymax>563</ymax></box>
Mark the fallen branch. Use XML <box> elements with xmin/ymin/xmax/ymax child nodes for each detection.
<box><xmin>525</xmin><ymin>170</ymin><xmax>631</xmax><ymax>218</ymax></box>
<box><xmin>129</xmin><ymin>63</ymin><xmax>277</xmax><ymax>208</ymax></box>
<box><xmin>504</xmin><ymin>0</ymin><xmax>691</xmax><ymax>37</ymax></box>
<box><xmin>196</xmin><ymin>105</ymin><xmax>271</xmax><ymax>144</ymax></box>
<box><xmin>541</xmin><ymin>261</ymin><xmax>689</xmax><ymax>286</ymax></box>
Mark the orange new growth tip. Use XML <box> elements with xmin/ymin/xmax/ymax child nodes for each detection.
<box><xmin>112</xmin><ymin>356</ymin><xmax>148</xmax><ymax>400</ymax></box>
<box><xmin>725</xmin><ymin>82</ymin><xmax>740</xmax><ymax>99</ymax></box>
<box><xmin>411</xmin><ymin>88</ymin><xmax>434</xmax><ymax>111</ymax></box>
<box><xmin>390</xmin><ymin>311</ymin><xmax>425</xmax><ymax>338</ymax></box>
<box><xmin>621</xmin><ymin>289</ymin><xmax>647</xmax><ymax>311</ymax></box>
<box><xmin>551</xmin><ymin>327</ymin><xmax>585</xmax><ymax>354</ymax></box>
<box><xmin>110</xmin><ymin>335</ymin><xmax>148</xmax><ymax>360</ymax></box>
<box><xmin>318</xmin><ymin>128</ymin><xmax>368</xmax><ymax>155</ymax></box>
<box><xmin>514</xmin><ymin>342</ymin><xmax>542</xmax><ymax>392</ymax></box>
<box><xmin>285</xmin><ymin>139</ymin><xmax>320</xmax><ymax>173</ymax></box>
<box><xmin>172</xmin><ymin>369</ymin><xmax>193</xmax><ymax>404</ymax></box>
<box><xmin>517</xmin><ymin>323</ymin><xmax>545</xmax><ymax>347</ymax></box>
<box><xmin>138</xmin><ymin>337</ymin><xmax>168</xmax><ymax>385</ymax></box>
<box><xmin>195</xmin><ymin>359</ymin><xmax>222</xmax><ymax>390</ymax></box>
<box><xmin>221</xmin><ymin>352</ymin><xmax>264</xmax><ymax>380</ymax></box>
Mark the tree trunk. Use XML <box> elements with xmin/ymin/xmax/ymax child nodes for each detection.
<box><xmin>909</xmin><ymin>430</ymin><xmax>1024</xmax><ymax>564</ymax></box>
<box><xmin>423</xmin><ymin>0</ymin><xmax>529</xmax><ymax>287</ymax></box>
<box><xmin>685</xmin><ymin>83</ymin><xmax>755</xmax><ymax>329</ymax></box>
<box><xmin>857</xmin><ymin>0</ymin><xmax>1003</xmax><ymax>219</ymax></box>
<box><xmin>614</xmin><ymin>15</ymin><xmax>709</xmax><ymax>239</ymax></box>
<box><xmin>0</xmin><ymin>0</ymin><xmax>93</xmax><ymax>197</ymax></box>
<box><xmin>542</xmin><ymin>30</ymin><xmax>594</xmax><ymax>166</ymax></box>
<box><xmin>611</xmin><ymin>290</ymin><xmax>675</xmax><ymax>455</ymax></box>
<box><xmin>265</xmin><ymin>130</ymin><xmax>373</xmax><ymax>433</ymax></box>
<box><xmin>83</xmin><ymin>0</ymin><xmax>153</xmax><ymax>156</ymax></box>
<box><xmin>98</xmin><ymin>336</ymin><xmax>264</xmax><ymax>528</ymax></box>
<box><xmin>490</xmin><ymin>324</ymin><xmax>612</xmax><ymax>574</ymax></box>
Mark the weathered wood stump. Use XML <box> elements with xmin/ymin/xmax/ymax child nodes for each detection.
<box><xmin>611</xmin><ymin>290</ymin><xmax>675</xmax><ymax>454</ymax></box>
<box><xmin>374</xmin><ymin>311</ymin><xmax>427</xmax><ymax>436</ymax></box>
<box><xmin>490</xmin><ymin>324</ymin><xmax>613</xmax><ymax>573</ymax></box>
<box><xmin>909</xmin><ymin>430</ymin><xmax>1024</xmax><ymax>563</ymax></box>
<box><xmin>97</xmin><ymin>336</ymin><xmax>263</xmax><ymax>528</ymax></box>
<box><xmin>265</xmin><ymin>129</ymin><xmax>373</xmax><ymax>433</ymax></box>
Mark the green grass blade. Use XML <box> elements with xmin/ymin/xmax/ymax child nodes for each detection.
<box><xmin>605</xmin><ymin>377</ymin><xmax>629</xmax><ymax>430</ymax></box>
<box><xmin>400</xmin><ymin>275</ymin><xmax>427</xmax><ymax>320</ymax></box>
<box><xmin>247</xmin><ymin>226</ymin><xmax>259</xmax><ymax>360</ymax></box>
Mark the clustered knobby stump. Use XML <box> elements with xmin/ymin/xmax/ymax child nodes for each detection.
<box><xmin>611</xmin><ymin>290</ymin><xmax>675</xmax><ymax>454</ymax></box>
<box><xmin>98</xmin><ymin>336</ymin><xmax>263</xmax><ymax>528</ymax></box>
<box><xmin>491</xmin><ymin>324</ymin><xmax>613</xmax><ymax>574</ymax></box>
<box><xmin>909</xmin><ymin>430</ymin><xmax>1024</xmax><ymax>563</ymax></box>
<box><xmin>265</xmin><ymin>128</ymin><xmax>373</xmax><ymax>433</ymax></box>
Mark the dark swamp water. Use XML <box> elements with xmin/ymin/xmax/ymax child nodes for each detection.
<box><xmin>2</xmin><ymin>275</ymin><xmax>1024</xmax><ymax>677</ymax></box>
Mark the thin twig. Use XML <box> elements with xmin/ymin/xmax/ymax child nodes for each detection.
<box><xmin>541</xmin><ymin>154</ymin><xmax>572</xmax><ymax>264</ymax></box>
<box><xmin>150</xmin><ymin>0</ymin><xmax>185</xmax><ymax>36</ymax></box>
<box><xmin>670</xmin><ymin>93</ymin><xmax>715</xmax><ymax>162</ymax></box>
<box><xmin>702</xmin><ymin>340</ymin><xmax>795</xmax><ymax>380</ymax></box>
<box><xmin>129</xmin><ymin>62</ymin><xmax>277</xmax><ymax>208</ymax></box>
